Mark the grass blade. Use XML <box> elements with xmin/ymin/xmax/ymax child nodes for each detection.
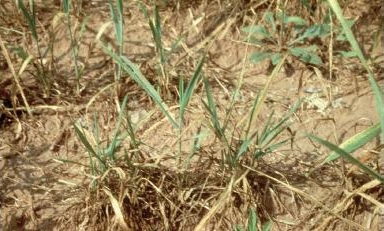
<box><xmin>104</xmin><ymin>46</ymin><xmax>178</xmax><ymax>128</ymax></box>
<box><xmin>308</xmin><ymin>134</ymin><xmax>384</xmax><ymax>182</ymax></box>
<box><xmin>235</xmin><ymin>138</ymin><xmax>252</xmax><ymax>161</ymax></box>
<box><xmin>247</xmin><ymin>208</ymin><xmax>258</xmax><ymax>231</ymax></box>
<box><xmin>139</xmin><ymin>2</ymin><xmax>164</xmax><ymax>64</ymax></box>
<box><xmin>179</xmin><ymin>54</ymin><xmax>205</xmax><ymax>120</ymax></box>
<box><xmin>18</xmin><ymin>0</ymin><xmax>37</xmax><ymax>40</ymax></box>
<box><xmin>261</xmin><ymin>221</ymin><xmax>273</xmax><ymax>231</ymax></box>
<box><xmin>202</xmin><ymin>77</ymin><xmax>225</xmax><ymax>140</ymax></box>
<box><xmin>106</xmin><ymin>94</ymin><xmax>129</xmax><ymax>159</ymax></box>
<box><xmin>154</xmin><ymin>5</ymin><xmax>165</xmax><ymax>65</ymax></box>
<box><xmin>321</xmin><ymin>123</ymin><xmax>381</xmax><ymax>165</ymax></box>
<box><xmin>247</xmin><ymin>53</ymin><xmax>288</xmax><ymax>133</ymax></box>
<box><xmin>74</xmin><ymin>123</ymin><xmax>106</xmax><ymax>173</ymax></box>
<box><xmin>108</xmin><ymin>0</ymin><xmax>123</xmax><ymax>47</ymax></box>
<box><xmin>327</xmin><ymin>0</ymin><xmax>384</xmax><ymax>139</ymax></box>
<box><xmin>258</xmin><ymin>99</ymin><xmax>302</xmax><ymax>147</ymax></box>
<box><xmin>62</xmin><ymin>0</ymin><xmax>70</xmax><ymax>13</ymax></box>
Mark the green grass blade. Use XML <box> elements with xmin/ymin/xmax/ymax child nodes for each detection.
<box><xmin>259</xmin><ymin>99</ymin><xmax>302</xmax><ymax>147</ymax></box>
<box><xmin>154</xmin><ymin>5</ymin><xmax>165</xmax><ymax>65</ymax></box>
<box><xmin>234</xmin><ymin>226</ymin><xmax>244</xmax><ymax>231</ymax></box>
<box><xmin>308</xmin><ymin>134</ymin><xmax>384</xmax><ymax>182</ymax></box>
<box><xmin>18</xmin><ymin>0</ymin><xmax>37</xmax><ymax>41</ymax></box>
<box><xmin>261</xmin><ymin>221</ymin><xmax>273</xmax><ymax>231</ymax></box>
<box><xmin>254</xmin><ymin>138</ymin><xmax>288</xmax><ymax>159</ymax></box>
<box><xmin>63</xmin><ymin>0</ymin><xmax>70</xmax><ymax>13</ymax></box>
<box><xmin>116</xmin><ymin>0</ymin><xmax>123</xmax><ymax>17</ymax></box>
<box><xmin>235</xmin><ymin>138</ymin><xmax>252</xmax><ymax>161</ymax></box>
<box><xmin>104</xmin><ymin>46</ymin><xmax>178</xmax><ymax>128</ymax></box>
<box><xmin>108</xmin><ymin>0</ymin><xmax>123</xmax><ymax>46</ymax></box>
<box><xmin>327</xmin><ymin>0</ymin><xmax>384</xmax><ymax>139</ymax></box>
<box><xmin>202</xmin><ymin>77</ymin><xmax>224</xmax><ymax>139</ymax></box>
<box><xmin>74</xmin><ymin>123</ymin><xmax>106</xmax><ymax>170</ymax></box>
<box><xmin>321</xmin><ymin>123</ymin><xmax>381</xmax><ymax>164</ymax></box>
<box><xmin>74</xmin><ymin>124</ymin><xmax>97</xmax><ymax>157</ymax></box>
<box><xmin>179</xmin><ymin>76</ymin><xmax>184</xmax><ymax>100</ymax></box>
<box><xmin>139</xmin><ymin>2</ymin><xmax>164</xmax><ymax>64</ymax></box>
<box><xmin>164</xmin><ymin>35</ymin><xmax>184</xmax><ymax>63</ymax></box>
<box><xmin>247</xmin><ymin>53</ymin><xmax>289</xmax><ymax>133</ymax></box>
<box><xmin>92</xmin><ymin>112</ymin><xmax>101</xmax><ymax>156</ymax></box>
<box><xmin>179</xmin><ymin>55</ymin><xmax>205</xmax><ymax>120</ymax></box>
<box><xmin>258</xmin><ymin>110</ymin><xmax>275</xmax><ymax>144</ymax></box>
<box><xmin>124</xmin><ymin>105</ymin><xmax>139</xmax><ymax>151</ymax></box>
<box><xmin>245</xmin><ymin>92</ymin><xmax>261</xmax><ymax>138</ymax></box>
<box><xmin>54</xmin><ymin>158</ymin><xmax>88</xmax><ymax>167</ymax></box>
<box><xmin>247</xmin><ymin>208</ymin><xmax>258</xmax><ymax>231</ymax></box>
<box><xmin>107</xmin><ymin>94</ymin><xmax>129</xmax><ymax>159</ymax></box>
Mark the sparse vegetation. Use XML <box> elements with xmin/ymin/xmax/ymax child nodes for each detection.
<box><xmin>1</xmin><ymin>0</ymin><xmax>383</xmax><ymax>230</ymax></box>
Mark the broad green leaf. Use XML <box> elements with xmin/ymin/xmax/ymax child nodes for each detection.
<box><xmin>308</xmin><ymin>134</ymin><xmax>384</xmax><ymax>182</ymax></box>
<box><xmin>242</xmin><ymin>26</ymin><xmax>271</xmax><ymax>39</ymax></box>
<box><xmin>285</xmin><ymin>16</ymin><xmax>307</xmax><ymax>26</ymax></box>
<box><xmin>250</xmin><ymin>52</ymin><xmax>274</xmax><ymax>63</ymax></box>
<box><xmin>277</xmin><ymin>12</ymin><xmax>307</xmax><ymax>26</ymax></box>
<box><xmin>289</xmin><ymin>46</ymin><xmax>323</xmax><ymax>65</ymax></box>
<box><xmin>321</xmin><ymin>123</ymin><xmax>381</xmax><ymax>164</ymax></box>
<box><xmin>301</xmin><ymin>24</ymin><xmax>330</xmax><ymax>39</ymax></box>
<box><xmin>264</xmin><ymin>11</ymin><xmax>276</xmax><ymax>33</ymax></box>
<box><xmin>271</xmin><ymin>53</ymin><xmax>282</xmax><ymax>65</ymax></box>
<box><xmin>248</xmin><ymin>38</ymin><xmax>266</xmax><ymax>46</ymax></box>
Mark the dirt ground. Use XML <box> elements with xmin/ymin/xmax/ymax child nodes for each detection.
<box><xmin>1</xmin><ymin>0</ymin><xmax>383</xmax><ymax>230</ymax></box>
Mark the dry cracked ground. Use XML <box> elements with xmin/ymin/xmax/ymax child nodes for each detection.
<box><xmin>1</xmin><ymin>0</ymin><xmax>383</xmax><ymax>230</ymax></box>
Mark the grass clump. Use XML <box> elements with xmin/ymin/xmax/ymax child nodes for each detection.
<box><xmin>16</xmin><ymin>0</ymin><xmax>50</xmax><ymax>94</ymax></box>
